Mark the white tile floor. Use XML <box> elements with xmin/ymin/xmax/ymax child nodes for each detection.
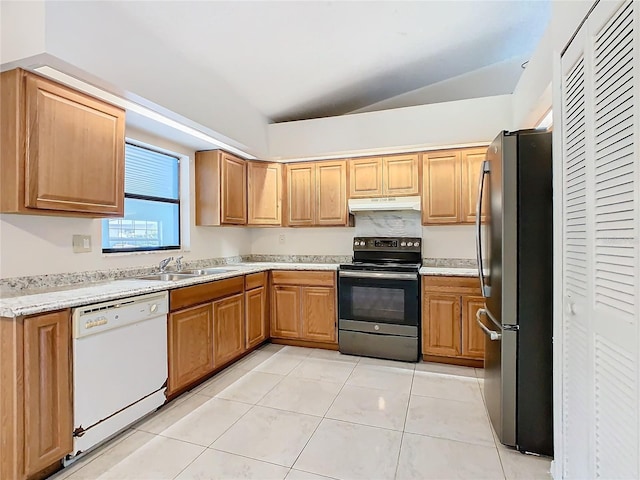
<box><xmin>51</xmin><ymin>344</ymin><xmax>552</xmax><ymax>480</ymax></box>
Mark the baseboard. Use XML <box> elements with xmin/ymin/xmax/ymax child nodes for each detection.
<box><xmin>422</xmin><ymin>354</ymin><xmax>483</xmax><ymax>368</ymax></box>
<box><xmin>270</xmin><ymin>338</ymin><xmax>338</xmax><ymax>350</ymax></box>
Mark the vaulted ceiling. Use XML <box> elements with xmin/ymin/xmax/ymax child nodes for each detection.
<box><xmin>46</xmin><ymin>1</ymin><xmax>551</xmax><ymax>123</ymax></box>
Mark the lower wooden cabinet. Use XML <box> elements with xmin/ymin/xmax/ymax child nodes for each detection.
<box><xmin>301</xmin><ymin>287</ymin><xmax>337</xmax><ymax>343</ymax></box>
<box><xmin>271</xmin><ymin>271</ymin><xmax>337</xmax><ymax>345</ymax></box>
<box><xmin>168</xmin><ymin>304</ymin><xmax>214</xmax><ymax>395</ymax></box>
<box><xmin>272</xmin><ymin>285</ymin><xmax>302</xmax><ymax>338</ymax></box>
<box><xmin>213</xmin><ymin>293</ymin><xmax>245</xmax><ymax>365</ymax></box>
<box><xmin>422</xmin><ymin>276</ymin><xmax>485</xmax><ymax>365</ymax></box>
<box><xmin>462</xmin><ymin>296</ymin><xmax>486</xmax><ymax>359</ymax></box>
<box><xmin>422</xmin><ymin>294</ymin><xmax>461</xmax><ymax>357</ymax></box>
<box><xmin>1</xmin><ymin>310</ymin><xmax>73</xmax><ymax>480</ymax></box>
<box><xmin>167</xmin><ymin>277</ymin><xmax>246</xmax><ymax>395</ymax></box>
<box><xmin>246</xmin><ymin>286</ymin><xmax>268</xmax><ymax>349</ymax></box>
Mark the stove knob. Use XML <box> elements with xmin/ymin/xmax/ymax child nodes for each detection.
<box><xmin>415</xmin><ymin>240</ymin><xmax>420</xmax><ymax>246</ymax></box>
<box><xmin>407</xmin><ymin>242</ymin><xmax>413</xmax><ymax>247</ymax></box>
<box><xmin>400</xmin><ymin>242</ymin><xmax>406</xmax><ymax>247</ymax></box>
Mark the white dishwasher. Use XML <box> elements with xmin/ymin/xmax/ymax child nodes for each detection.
<box><xmin>69</xmin><ymin>291</ymin><xmax>169</xmax><ymax>461</ymax></box>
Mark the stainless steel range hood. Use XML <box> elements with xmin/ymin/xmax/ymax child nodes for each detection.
<box><xmin>348</xmin><ymin>196</ymin><xmax>421</xmax><ymax>213</ymax></box>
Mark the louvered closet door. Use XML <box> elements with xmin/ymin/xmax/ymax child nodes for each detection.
<box><xmin>561</xmin><ymin>23</ymin><xmax>592</xmax><ymax>480</ymax></box>
<box><xmin>560</xmin><ymin>1</ymin><xmax>640</xmax><ymax>478</ymax></box>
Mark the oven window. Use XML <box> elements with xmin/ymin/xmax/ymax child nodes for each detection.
<box><xmin>352</xmin><ymin>286</ymin><xmax>405</xmax><ymax>322</ymax></box>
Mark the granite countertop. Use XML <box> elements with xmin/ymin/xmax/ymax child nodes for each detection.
<box><xmin>419</xmin><ymin>266</ymin><xmax>480</xmax><ymax>277</ymax></box>
<box><xmin>0</xmin><ymin>262</ymin><xmax>339</xmax><ymax>318</ymax></box>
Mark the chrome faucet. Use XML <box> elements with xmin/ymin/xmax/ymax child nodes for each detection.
<box><xmin>175</xmin><ymin>256</ymin><xmax>184</xmax><ymax>272</ymax></box>
<box><xmin>159</xmin><ymin>256</ymin><xmax>174</xmax><ymax>273</ymax></box>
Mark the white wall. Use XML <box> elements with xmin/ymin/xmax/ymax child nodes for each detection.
<box><xmin>268</xmin><ymin>94</ymin><xmax>512</xmax><ymax>160</ymax></box>
<box><xmin>250</xmin><ymin>228</ymin><xmax>354</xmax><ymax>256</ymax></box>
<box><xmin>0</xmin><ymin>1</ymin><xmax>46</xmax><ymax>64</ymax></box>
<box><xmin>0</xmin><ymin>129</ymin><xmax>251</xmax><ymax>279</ymax></box>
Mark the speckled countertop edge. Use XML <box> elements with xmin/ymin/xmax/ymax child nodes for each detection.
<box><xmin>419</xmin><ymin>267</ymin><xmax>480</xmax><ymax>277</ymax></box>
<box><xmin>0</xmin><ymin>262</ymin><xmax>340</xmax><ymax>318</ymax></box>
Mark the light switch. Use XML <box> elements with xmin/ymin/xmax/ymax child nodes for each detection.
<box><xmin>278</xmin><ymin>234</ymin><xmax>286</xmax><ymax>244</ymax></box>
<box><xmin>73</xmin><ymin>234</ymin><xmax>92</xmax><ymax>253</ymax></box>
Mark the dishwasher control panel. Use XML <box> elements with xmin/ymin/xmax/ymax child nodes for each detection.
<box><xmin>72</xmin><ymin>292</ymin><xmax>169</xmax><ymax>339</ymax></box>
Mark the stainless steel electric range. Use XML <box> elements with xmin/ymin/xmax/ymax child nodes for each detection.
<box><xmin>338</xmin><ymin>236</ymin><xmax>421</xmax><ymax>362</ymax></box>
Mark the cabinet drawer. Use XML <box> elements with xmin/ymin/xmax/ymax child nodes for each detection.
<box><xmin>422</xmin><ymin>276</ymin><xmax>481</xmax><ymax>295</ymax></box>
<box><xmin>170</xmin><ymin>276</ymin><xmax>244</xmax><ymax>311</ymax></box>
<box><xmin>245</xmin><ymin>271</ymin><xmax>267</xmax><ymax>290</ymax></box>
<box><xmin>271</xmin><ymin>270</ymin><xmax>335</xmax><ymax>287</ymax></box>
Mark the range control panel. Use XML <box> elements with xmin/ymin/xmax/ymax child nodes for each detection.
<box><xmin>353</xmin><ymin>237</ymin><xmax>422</xmax><ymax>252</ymax></box>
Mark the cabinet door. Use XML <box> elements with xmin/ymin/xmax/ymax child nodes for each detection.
<box><xmin>23</xmin><ymin>311</ymin><xmax>72</xmax><ymax>476</ymax></box>
<box><xmin>271</xmin><ymin>285</ymin><xmax>301</xmax><ymax>338</ymax></box>
<box><xmin>24</xmin><ymin>73</ymin><xmax>124</xmax><ymax>216</ymax></box>
<box><xmin>461</xmin><ymin>148</ymin><xmax>489</xmax><ymax>224</ymax></box>
<box><xmin>383</xmin><ymin>154</ymin><xmax>419</xmax><ymax>196</ymax></box>
<box><xmin>248</xmin><ymin>162</ymin><xmax>281</xmax><ymax>225</ymax></box>
<box><xmin>286</xmin><ymin>164</ymin><xmax>315</xmax><ymax>226</ymax></box>
<box><xmin>213</xmin><ymin>293</ymin><xmax>245</xmax><ymax>366</ymax></box>
<box><xmin>422</xmin><ymin>151</ymin><xmax>461</xmax><ymax>224</ymax></box>
<box><xmin>349</xmin><ymin>157</ymin><xmax>383</xmax><ymax>198</ymax></box>
<box><xmin>422</xmin><ymin>294</ymin><xmax>461</xmax><ymax>357</ymax></box>
<box><xmin>301</xmin><ymin>287</ymin><xmax>337</xmax><ymax>343</ymax></box>
<box><xmin>316</xmin><ymin>160</ymin><xmax>347</xmax><ymax>225</ymax></box>
<box><xmin>246</xmin><ymin>287</ymin><xmax>267</xmax><ymax>349</ymax></box>
<box><xmin>168</xmin><ymin>304</ymin><xmax>214</xmax><ymax>394</ymax></box>
<box><xmin>220</xmin><ymin>152</ymin><xmax>247</xmax><ymax>224</ymax></box>
<box><xmin>462</xmin><ymin>296</ymin><xmax>486</xmax><ymax>360</ymax></box>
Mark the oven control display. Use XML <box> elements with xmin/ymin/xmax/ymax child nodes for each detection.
<box><xmin>374</xmin><ymin>239</ymin><xmax>398</xmax><ymax>248</ymax></box>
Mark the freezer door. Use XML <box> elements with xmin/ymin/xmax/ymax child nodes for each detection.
<box><xmin>481</xmin><ymin>310</ymin><xmax>517</xmax><ymax>447</ymax></box>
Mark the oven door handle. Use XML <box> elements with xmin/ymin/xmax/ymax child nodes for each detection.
<box><xmin>339</xmin><ymin>271</ymin><xmax>418</xmax><ymax>280</ymax></box>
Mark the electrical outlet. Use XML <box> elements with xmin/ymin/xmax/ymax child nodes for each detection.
<box><xmin>72</xmin><ymin>234</ymin><xmax>92</xmax><ymax>253</ymax></box>
<box><xmin>278</xmin><ymin>234</ymin><xmax>286</xmax><ymax>245</ymax></box>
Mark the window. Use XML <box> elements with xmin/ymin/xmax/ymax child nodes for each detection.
<box><xmin>102</xmin><ymin>143</ymin><xmax>180</xmax><ymax>253</ymax></box>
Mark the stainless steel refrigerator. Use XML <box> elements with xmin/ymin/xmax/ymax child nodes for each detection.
<box><xmin>475</xmin><ymin>129</ymin><xmax>554</xmax><ymax>456</ymax></box>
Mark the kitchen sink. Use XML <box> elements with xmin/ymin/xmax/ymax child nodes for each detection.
<box><xmin>136</xmin><ymin>273</ymin><xmax>201</xmax><ymax>281</ymax></box>
<box><xmin>180</xmin><ymin>267</ymin><xmax>236</xmax><ymax>275</ymax></box>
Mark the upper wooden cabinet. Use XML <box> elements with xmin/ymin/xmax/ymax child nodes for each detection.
<box><xmin>422</xmin><ymin>150</ymin><xmax>461</xmax><ymax>224</ymax></box>
<box><xmin>195</xmin><ymin>150</ymin><xmax>247</xmax><ymax>225</ymax></box>
<box><xmin>349</xmin><ymin>154</ymin><xmax>419</xmax><ymax>198</ymax></box>
<box><xmin>0</xmin><ymin>69</ymin><xmax>125</xmax><ymax>217</ymax></box>
<box><xmin>285</xmin><ymin>161</ymin><xmax>348</xmax><ymax>226</ymax></box>
<box><xmin>461</xmin><ymin>149</ymin><xmax>489</xmax><ymax>224</ymax></box>
<box><xmin>422</xmin><ymin>147</ymin><xmax>488</xmax><ymax>225</ymax></box>
<box><xmin>247</xmin><ymin>161</ymin><xmax>282</xmax><ymax>225</ymax></box>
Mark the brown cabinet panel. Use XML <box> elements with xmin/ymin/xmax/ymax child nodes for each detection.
<box><xmin>316</xmin><ymin>161</ymin><xmax>348</xmax><ymax>225</ymax></box>
<box><xmin>461</xmin><ymin>148</ymin><xmax>489</xmax><ymax>224</ymax></box>
<box><xmin>422</xmin><ymin>151</ymin><xmax>461</xmax><ymax>224</ymax></box>
<box><xmin>271</xmin><ymin>285</ymin><xmax>301</xmax><ymax>338</ymax></box>
<box><xmin>168</xmin><ymin>304</ymin><xmax>214</xmax><ymax>394</ymax></box>
<box><xmin>1</xmin><ymin>69</ymin><xmax>125</xmax><ymax>217</ymax></box>
<box><xmin>301</xmin><ymin>287</ymin><xmax>337</xmax><ymax>343</ymax></box>
<box><xmin>462</xmin><ymin>296</ymin><xmax>486</xmax><ymax>360</ymax></box>
<box><xmin>349</xmin><ymin>157</ymin><xmax>383</xmax><ymax>198</ymax></box>
<box><xmin>271</xmin><ymin>271</ymin><xmax>335</xmax><ymax>287</ymax></box>
<box><xmin>246</xmin><ymin>287</ymin><xmax>267</xmax><ymax>349</ymax></box>
<box><xmin>170</xmin><ymin>276</ymin><xmax>244</xmax><ymax>312</ymax></box>
<box><xmin>248</xmin><ymin>162</ymin><xmax>281</xmax><ymax>225</ymax></box>
<box><xmin>195</xmin><ymin>150</ymin><xmax>247</xmax><ymax>226</ymax></box>
<box><xmin>422</xmin><ymin>294</ymin><xmax>461</xmax><ymax>357</ymax></box>
<box><xmin>213</xmin><ymin>293</ymin><xmax>245</xmax><ymax>365</ymax></box>
<box><xmin>23</xmin><ymin>311</ymin><xmax>72</xmax><ymax>476</ymax></box>
<box><xmin>245</xmin><ymin>271</ymin><xmax>267</xmax><ymax>291</ymax></box>
<box><xmin>221</xmin><ymin>153</ymin><xmax>247</xmax><ymax>224</ymax></box>
<box><xmin>383</xmin><ymin>154</ymin><xmax>419</xmax><ymax>196</ymax></box>
<box><xmin>286</xmin><ymin>163</ymin><xmax>315</xmax><ymax>226</ymax></box>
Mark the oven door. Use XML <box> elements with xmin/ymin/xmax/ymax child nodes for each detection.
<box><xmin>338</xmin><ymin>270</ymin><xmax>419</xmax><ymax>326</ymax></box>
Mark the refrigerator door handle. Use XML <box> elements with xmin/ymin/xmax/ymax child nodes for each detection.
<box><xmin>476</xmin><ymin>309</ymin><xmax>501</xmax><ymax>341</ymax></box>
<box><xmin>475</xmin><ymin>160</ymin><xmax>491</xmax><ymax>297</ymax></box>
